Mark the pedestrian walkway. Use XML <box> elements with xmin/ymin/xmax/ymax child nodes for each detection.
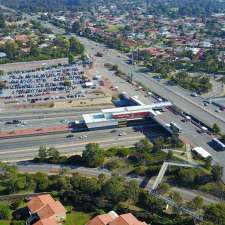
<box><xmin>151</xmin><ymin>161</ymin><xmax>201</xmax><ymax>190</ymax></box>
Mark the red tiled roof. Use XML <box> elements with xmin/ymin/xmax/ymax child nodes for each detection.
<box><xmin>87</xmin><ymin>213</ymin><xmax>115</xmax><ymax>225</ymax></box>
<box><xmin>87</xmin><ymin>212</ymin><xmax>148</xmax><ymax>225</ymax></box>
<box><xmin>109</xmin><ymin>213</ymin><xmax>146</xmax><ymax>225</ymax></box>
<box><xmin>27</xmin><ymin>194</ymin><xmax>66</xmax><ymax>217</ymax></box>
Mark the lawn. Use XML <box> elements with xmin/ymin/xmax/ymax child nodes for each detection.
<box><xmin>106</xmin><ymin>25</ymin><xmax>123</xmax><ymax>33</ymax></box>
<box><xmin>0</xmin><ymin>221</ymin><xmax>10</xmax><ymax>225</ymax></box>
<box><xmin>65</xmin><ymin>210</ymin><xmax>92</xmax><ymax>225</ymax></box>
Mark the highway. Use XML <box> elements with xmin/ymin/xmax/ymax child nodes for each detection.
<box><xmin>78</xmin><ymin>37</ymin><xmax>225</xmax><ymax>181</ymax></box>
<box><xmin>79</xmin><ymin>37</ymin><xmax>225</xmax><ymax>133</ymax></box>
<box><xmin>0</xmin><ymin>106</ymin><xmax>112</xmax><ymax>131</ymax></box>
<box><xmin>0</xmin><ymin>125</ymin><xmax>167</xmax><ymax>161</ymax></box>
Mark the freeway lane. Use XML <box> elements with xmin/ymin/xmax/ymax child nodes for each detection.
<box><xmin>0</xmin><ymin>105</ymin><xmax>111</xmax><ymax>120</ymax></box>
<box><xmin>0</xmin><ymin>107</ymin><xmax>111</xmax><ymax>131</ymax></box>
<box><xmin>1</xmin><ymin>139</ymin><xmax>141</xmax><ymax>162</ymax></box>
<box><xmin>0</xmin><ymin>124</ymin><xmax>167</xmax><ymax>161</ymax></box>
<box><xmin>0</xmin><ymin>115</ymin><xmax>83</xmax><ymax>131</ymax></box>
<box><xmin>80</xmin><ymin>37</ymin><xmax>225</xmax><ymax>133</ymax></box>
<box><xmin>79</xmin><ymin>37</ymin><xmax>225</xmax><ymax>181</ymax></box>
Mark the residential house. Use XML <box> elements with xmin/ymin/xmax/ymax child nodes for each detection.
<box><xmin>27</xmin><ymin>194</ymin><xmax>66</xmax><ymax>225</ymax></box>
<box><xmin>86</xmin><ymin>211</ymin><xmax>148</xmax><ymax>225</ymax></box>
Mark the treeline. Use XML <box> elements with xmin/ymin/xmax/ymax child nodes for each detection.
<box><xmin>0</xmin><ymin>36</ymin><xmax>84</xmax><ymax>64</ymax></box>
<box><xmin>34</xmin><ymin>136</ymin><xmax>183</xmax><ymax>176</ymax></box>
<box><xmin>0</xmin><ymin>161</ymin><xmax>225</xmax><ymax>224</ymax></box>
<box><xmin>0</xmin><ymin>0</ymin><xmax>94</xmax><ymax>12</ymax></box>
<box><xmin>147</xmin><ymin>0</ymin><xmax>225</xmax><ymax>18</ymax></box>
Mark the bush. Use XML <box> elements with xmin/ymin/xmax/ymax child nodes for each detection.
<box><xmin>10</xmin><ymin>221</ymin><xmax>25</xmax><ymax>225</ymax></box>
<box><xmin>0</xmin><ymin>202</ymin><xmax>11</xmax><ymax>219</ymax></box>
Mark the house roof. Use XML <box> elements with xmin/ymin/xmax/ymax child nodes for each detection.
<box><xmin>33</xmin><ymin>217</ymin><xmax>58</xmax><ymax>225</ymax></box>
<box><xmin>15</xmin><ymin>34</ymin><xmax>30</xmax><ymax>43</ymax></box>
<box><xmin>27</xmin><ymin>194</ymin><xmax>66</xmax><ymax>216</ymax></box>
<box><xmin>109</xmin><ymin>213</ymin><xmax>147</xmax><ymax>225</ymax></box>
<box><xmin>87</xmin><ymin>212</ymin><xmax>147</xmax><ymax>225</ymax></box>
<box><xmin>86</xmin><ymin>213</ymin><xmax>116</xmax><ymax>225</ymax></box>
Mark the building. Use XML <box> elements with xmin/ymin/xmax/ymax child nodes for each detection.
<box><xmin>82</xmin><ymin>102</ymin><xmax>172</xmax><ymax>129</ymax></box>
<box><xmin>86</xmin><ymin>211</ymin><xmax>148</xmax><ymax>225</ymax></box>
<box><xmin>27</xmin><ymin>194</ymin><xmax>66</xmax><ymax>225</ymax></box>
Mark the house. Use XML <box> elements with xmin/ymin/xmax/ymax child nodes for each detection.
<box><xmin>15</xmin><ymin>34</ymin><xmax>30</xmax><ymax>44</ymax></box>
<box><xmin>86</xmin><ymin>211</ymin><xmax>148</xmax><ymax>225</ymax></box>
<box><xmin>27</xmin><ymin>194</ymin><xmax>66</xmax><ymax>225</ymax></box>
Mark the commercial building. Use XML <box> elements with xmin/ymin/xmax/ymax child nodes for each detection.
<box><xmin>83</xmin><ymin>102</ymin><xmax>172</xmax><ymax>129</ymax></box>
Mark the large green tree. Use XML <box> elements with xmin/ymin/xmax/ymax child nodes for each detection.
<box><xmin>82</xmin><ymin>143</ymin><xmax>104</xmax><ymax>167</ymax></box>
<box><xmin>204</xmin><ymin>203</ymin><xmax>225</xmax><ymax>224</ymax></box>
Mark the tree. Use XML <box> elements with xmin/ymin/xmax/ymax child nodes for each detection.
<box><xmin>0</xmin><ymin>202</ymin><xmax>11</xmax><ymax>219</ymax></box>
<box><xmin>34</xmin><ymin>172</ymin><xmax>49</xmax><ymax>191</ymax></box>
<box><xmin>178</xmin><ymin>168</ymin><xmax>200</xmax><ymax>186</ymax></box>
<box><xmin>63</xmin><ymin>80</ymin><xmax>71</xmax><ymax>87</ymax></box>
<box><xmin>212</xmin><ymin>123</ymin><xmax>220</xmax><ymax>134</ymax></box>
<box><xmin>111</xmin><ymin>64</ymin><xmax>118</xmax><ymax>71</ymax></box>
<box><xmin>71</xmin><ymin>21</ymin><xmax>82</xmax><ymax>34</ymax></box>
<box><xmin>68</xmin><ymin>52</ymin><xmax>74</xmax><ymax>64</ymax></box>
<box><xmin>187</xmin><ymin>196</ymin><xmax>203</xmax><ymax>210</ymax></box>
<box><xmin>158</xmin><ymin>182</ymin><xmax>170</xmax><ymax>194</ymax></box>
<box><xmin>4</xmin><ymin>41</ymin><xmax>19</xmax><ymax>60</ymax></box>
<box><xmin>166</xmin><ymin>150</ymin><xmax>173</xmax><ymax>160</ymax></box>
<box><xmin>152</xmin><ymin>137</ymin><xmax>164</xmax><ymax>152</ymax></box>
<box><xmin>69</xmin><ymin>37</ymin><xmax>84</xmax><ymax>55</ymax></box>
<box><xmin>169</xmin><ymin>191</ymin><xmax>182</xmax><ymax>205</ymax></box>
<box><xmin>204</xmin><ymin>157</ymin><xmax>212</xmax><ymax>169</ymax></box>
<box><xmin>47</xmin><ymin>147</ymin><xmax>60</xmax><ymax>160</ymax></box>
<box><xmin>103</xmin><ymin>177</ymin><xmax>125</xmax><ymax>204</ymax></box>
<box><xmin>10</xmin><ymin>221</ymin><xmax>26</xmax><ymax>225</ymax></box>
<box><xmin>0</xmin><ymin>14</ymin><xmax>6</xmax><ymax>29</ymax></box>
<box><xmin>138</xmin><ymin>190</ymin><xmax>164</xmax><ymax>213</ymax></box>
<box><xmin>169</xmin><ymin>133</ymin><xmax>182</xmax><ymax>148</ymax></box>
<box><xmin>135</xmin><ymin>138</ymin><xmax>153</xmax><ymax>153</ymax></box>
<box><xmin>126</xmin><ymin>180</ymin><xmax>140</xmax><ymax>203</ymax></box>
<box><xmin>212</xmin><ymin>164</ymin><xmax>223</xmax><ymax>181</ymax></box>
<box><xmin>38</xmin><ymin>146</ymin><xmax>48</xmax><ymax>161</ymax></box>
<box><xmin>204</xmin><ymin>203</ymin><xmax>225</xmax><ymax>224</ymax></box>
<box><xmin>82</xmin><ymin>143</ymin><xmax>104</xmax><ymax>167</ymax></box>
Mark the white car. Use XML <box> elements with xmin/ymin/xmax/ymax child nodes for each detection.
<box><xmin>191</xmin><ymin>92</ymin><xmax>198</xmax><ymax>97</ymax></box>
<box><xmin>79</xmin><ymin>135</ymin><xmax>88</xmax><ymax>139</ymax></box>
<box><xmin>119</xmin><ymin>132</ymin><xmax>127</xmax><ymax>136</ymax></box>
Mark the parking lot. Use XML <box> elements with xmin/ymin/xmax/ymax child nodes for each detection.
<box><xmin>0</xmin><ymin>63</ymin><xmax>103</xmax><ymax>105</ymax></box>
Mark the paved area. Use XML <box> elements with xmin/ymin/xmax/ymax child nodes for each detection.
<box><xmin>79</xmin><ymin>37</ymin><xmax>225</xmax><ymax>133</ymax></box>
<box><xmin>0</xmin><ymin>58</ymin><xmax>68</xmax><ymax>73</ymax></box>
<box><xmin>78</xmin><ymin>37</ymin><xmax>225</xmax><ymax>182</ymax></box>
<box><xmin>0</xmin><ymin>125</ymin><xmax>167</xmax><ymax>161</ymax></box>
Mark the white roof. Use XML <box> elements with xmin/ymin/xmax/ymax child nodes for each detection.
<box><xmin>85</xmin><ymin>81</ymin><xmax>94</xmax><ymax>86</ymax></box>
<box><xmin>83</xmin><ymin>112</ymin><xmax>116</xmax><ymax>124</ymax></box>
<box><xmin>192</xmin><ymin>146</ymin><xmax>211</xmax><ymax>159</ymax></box>
<box><xmin>102</xmin><ymin>102</ymin><xmax>171</xmax><ymax>114</ymax></box>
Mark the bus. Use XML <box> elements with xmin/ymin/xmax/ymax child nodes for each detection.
<box><xmin>170</xmin><ymin>122</ymin><xmax>182</xmax><ymax>133</ymax></box>
<box><xmin>212</xmin><ymin>138</ymin><xmax>225</xmax><ymax>151</ymax></box>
